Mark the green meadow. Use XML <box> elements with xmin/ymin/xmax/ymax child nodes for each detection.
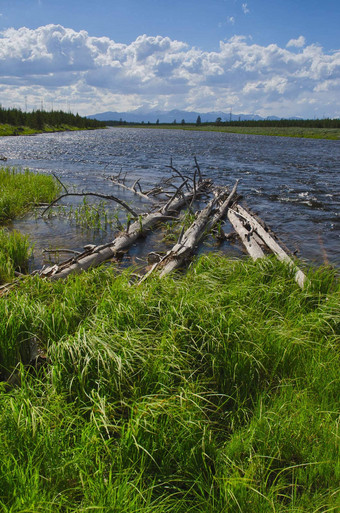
<box><xmin>135</xmin><ymin>124</ymin><xmax>340</xmax><ymax>140</ymax></box>
<box><xmin>0</xmin><ymin>256</ymin><xmax>339</xmax><ymax>512</ymax></box>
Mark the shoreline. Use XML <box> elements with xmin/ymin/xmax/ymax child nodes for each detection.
<box><xmin>126</xmin><ymin>124</ymin><xmax>340</xmax><ymax>140</ymax></box>
<box><xmin>0</xmin><ymin>124</ymin><xmax>104</xmax><ymax>137</ymax></box>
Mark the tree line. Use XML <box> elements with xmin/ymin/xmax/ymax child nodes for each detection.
<box><xmin>0</xmin><ymin>106</ymin><xmax>105</xmax><ymax>130</ymax></box>
<box><xmin>106</xmin><ymin>116</ymin><xmax>340</xmax><ymax>128</ymax></box>
<box><xmin>211</xmin><ymin>117</ymin><xmax>340</xmax><ymax>128</ymax></box>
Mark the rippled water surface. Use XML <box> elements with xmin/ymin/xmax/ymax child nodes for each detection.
<box><xmin>1</xmin><ymin>127</ymin><xmax>339</xmax><ymax>267</ymax></box>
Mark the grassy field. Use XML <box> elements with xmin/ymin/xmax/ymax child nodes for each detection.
<box><xmin>134</xmin><ymin>124</ymin><xmax>340</xmax><ymax>140</ymax></box>
<box><xmin>0</xmin><ymin>255</ymin><xmax>338</xmax><ymax>512</ymax></box>
<box><xmin>0</xmin><ymin>123</ymin><xmax>97</xmax><ymax>137</ymax></box>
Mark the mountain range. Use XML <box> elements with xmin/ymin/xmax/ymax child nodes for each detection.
<box><xmin>87</xmin><ymin>109</ymin><xmax>292</xmax><ymax>124</ymax></box>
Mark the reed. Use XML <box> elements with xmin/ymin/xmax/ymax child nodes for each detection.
<box><xmin>0</xmin><ymin>255</ymin><xmax>338</xmax><ymax>511</ymax></box>
<box><xmin>0</xmin><ymin>167</ymin><xmax>61</xmax><ymax>222</ymax></box>
<box><xmin>0</xmin><ymin>228</ymin><xmax>31</xmax><ymax>284</ymax></box>
<box><xmin>55</xmin><ymin>197</ymin><xmax>119</xmax><ymax>232</ymax></box>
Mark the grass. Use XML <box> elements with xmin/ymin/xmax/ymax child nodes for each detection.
<box><xmin>0</xmin><ymin>167</ymin><xmax>61</xmax><ymax>284</ymax></box>
<box><xmin>0</xmin><ymin>228</ymin><xmax>31</xmax><ymax>284</ymax></box>
<box><xmin>54</xmin><ymin>197</ymin><xmax>120</xmax><ymax>232</ymax></box>
<box><xmin>134</xmin><ymin>124</ymin><xmax>340</xmax><ymax>140</ymax></box>
<box><xmin>0</xmin><ymin>167</ymin><xmax>61</xmax><ymax>222</ymax></box>
<box><xmin>0</xmin><ymin>255</ymin><xmax>338</xmax><ymax>512</ymax></box>
<box><xmin>0</xmin><ymin>124</ymin><xmax>96</xmax><ymax>137</ymax></box>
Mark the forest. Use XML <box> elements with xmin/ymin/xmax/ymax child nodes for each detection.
<box><xmin>0</xmin><ymin>106</ymin><xmax>105</xmax><ymax>130</ymax></box>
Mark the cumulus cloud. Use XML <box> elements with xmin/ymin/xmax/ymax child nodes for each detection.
<box><xmin>227</xmin><ymin>16</ymin><xmax>235</xmax><ymax>24</ymax></box>
<box><xmin>287</xmin><ymin>36</ymin><xmax>306</xmax><ymax>48</ymax></box>
<box><xmin>0</xmin><ymin>24</ymin><xmax>339</xmax><ymax>117</ymax></box>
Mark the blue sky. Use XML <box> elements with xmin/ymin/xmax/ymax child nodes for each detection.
<box><xmin>0</xmin><ymin>0</ymin><xmax>339</xmax><ymax>117</ymax></box>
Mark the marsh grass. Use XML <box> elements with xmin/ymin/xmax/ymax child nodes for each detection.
<box><xmin>161</xmin><ymin>210</ymin><xmax>196</xmax><ymax>243</ymax></box>
<box><xmin>0</xmin><ymin>255</ymin><xmax>339</xmax><ymax>511</ymax></box>
<box><xmin>0</xmin><ymin>228</ymin><xmax>32</xmax><ymax>284</ymax></box>
<box><xmin>0</xmin><ymin>167</ymin><xmax>61</xmax><ymax>222</ymax></box>
<box><xmin>55</xmin><ymin>197</ymin><xmax>119</xmax><ymax>232</ymax></box>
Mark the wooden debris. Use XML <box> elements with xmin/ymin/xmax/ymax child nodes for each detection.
<box><xmin>227</xmin><ymin>208</ymin><xmax>265</xmax><ymax>260</ymax></box>
<box><xmin>232</xmin><ymin>204</ymin><xmax>307</xmax><ymax>288</ymax></box>
<box><xmin>41</xmin><ymin>178</ymin><xmax>212</xmax><ymax>280</ymax></box>
<box><xmin>0</xmin><ymin>159</ymin><xmax>309</xmax><ymax>290</ymax></box>
<box><xmin>42</xmin><ymin>192</ymin><xmax>138</xmax><ymax>218</ymax></box>
<box><xmin>140</xmin><ymin>180</ymin><xmax>239</xmax><ymax>280</ymax></box>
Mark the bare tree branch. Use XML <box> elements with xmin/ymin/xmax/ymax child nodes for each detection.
<box><xmin>52</xmin><ymin>173</ymin><xmax>68</xmax><ymax>194</ymax></box>
<box><xmin>41</xmin><ymin>192</ymin><xmax>138</xmax><ymax>217</ymax></box>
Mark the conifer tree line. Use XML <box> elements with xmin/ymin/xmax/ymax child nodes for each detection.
<box><xmin>218</xmin><ymin>117</ymin><xmax>340</xmax><ymax>128</ymax></box>
<box><xmin>106</xmin><ymin>116</ymin><xmax>340</xmax><ymax>128</ymax></box>
<box><xmin>0</xmin><ymin>106</ymin><xmax>105</xmax><ymax>130</ymax></box>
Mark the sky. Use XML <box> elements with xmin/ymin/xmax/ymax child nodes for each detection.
<box><xmin>0</xmin><ymin>0</ymin><xmax>339</xmax><ymax>118</ymax></box>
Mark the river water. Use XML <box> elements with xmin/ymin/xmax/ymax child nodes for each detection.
<box><xmin>0</xmin><ymin>127</ymin><xmax>339</xmax><ymax>268</ymax></box>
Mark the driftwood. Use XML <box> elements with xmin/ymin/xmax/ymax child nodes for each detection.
<box><xmin>231</xmin><ymin>204</ymin><xmax>307</xmax><ymax>288</ymax></box>
<box><xmin>0</xmin><ymin>159</ymin><xmax>309</xmax><ymax>291</ymax></box>
<box><xmin>40</xmin><ymin>179</ymin><xmax>212</xmax><ymax>280</ymax></box>
<box><xmin>141</xmin><ymin>180</ymin><xmax>239</xmax><ymax>280</ymax></box>
<box><xmin>109</xmin><ymin>176</ymin><xmax>157</xmax><ymax>203</ymax></box>
<box><xmin>227</xmin><ymin>208</ymin><xmax>265</xmax><ymax>260</ymax></box>
<box><xmin>42</xmin><ymin>192</ymin><xmax>138</xmax><ymax>218</ymax></box>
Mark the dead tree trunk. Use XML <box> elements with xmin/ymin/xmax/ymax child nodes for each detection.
<box><xmin>141</xmin><ymin>180</ymin><xmax>239</xmax><ymax>280</ymax></box>
<box><xmin>41</xmin><ymin>180</ymin><xmax>211</xmax><ymax>280</ymax></box>
<box><xmin>232</xmin><ymin>204</ymin><xmax>307</xmax><ymax>288</ymax></box>
<box><xmin>227</xmin><ymin>208</ymin><xmax>265</xmax><ymax>260</ymax></box>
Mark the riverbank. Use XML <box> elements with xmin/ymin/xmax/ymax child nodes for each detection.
<box><xmin>131</xmin><ymin>124</ymin><xmax>340</xmax><ymax>140</ymax></box>
<box><xmin>0</xmin><ymin>123</ymin><xmax>103</xmax><ymax>137</ymax></box>
<box><xmin>0</xmin><ymin>167</ymin><xmax>60</xmax><ymax>283</ymax></box>
<box><xmin>0</xmin><ymin>255</ymin><xmax>338</xmax><ymax>512</ymax></box>
<box><xmin>0</xmin><ymin>165</ymin><xmax>339</xmax><ymax>511</ymax></box>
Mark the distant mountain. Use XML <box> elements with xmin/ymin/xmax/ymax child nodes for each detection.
<box><xmin>87</xmin><ymin>109</ymin><xmax>281</xmax><ymax>123</ymax></box>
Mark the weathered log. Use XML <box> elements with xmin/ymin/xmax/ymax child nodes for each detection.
<box><xmin>109</xmin><ymin>177</ymin><xmax>157</xmax><ymax>203</ymax></box>
<box><xmin>227</xmin><ymin>208</ymin><xmax>265</xmax><ymax>260</ymax></box>
<box><xmin>41</xmin><ymin>179</ymin><xmax>211</xmax><ymax>280</ymax></box>
<box><xmin>234</xmin><ymin>204</ymin><xmax>307</xmax><ymax>288</ymax></box>
<box><xmin>141</xmin><ymin>180</ymin><xmax>239</xmax><ymax>280</ymax></box>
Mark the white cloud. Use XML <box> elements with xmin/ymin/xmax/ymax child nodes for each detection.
<box><xmin>227</xmin><ymin>16</ymin><xmax>235</xmax><ymax>25</ymax></box>
<box><xmin>242</xmin><ymin>3</ymin><xmax>250</xmax><ymax>14</ymax></box>
<box><xmin>287</xmin><ymin>36</ymin><xmax>306</xmax><ymax>48</ymax></box>
<box><xmin>0</xmin><ymin>25</ymin><xmax>339</xmax><ymax>117</ymax></box>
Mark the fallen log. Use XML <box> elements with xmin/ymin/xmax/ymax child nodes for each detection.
<box><xmin>41</xmin><ymin>179</ymin><xmax>212</xmax><ymax>280</ymax></box>
<box><xmin>233</xmin><ymin>204</ymin><xmax>307</xmax><ymax>288</ymax></box>
<box><xmin>141</xmin><ymin>180</ymin><xmax>239</xmax><ymax>280</ymax></box>
<box><xmin>109</xmin><ymin>177</ymin><xmax>157</xmax><ymax>203</ymax></box>
<box><xmin>227</xmin><ymin>208</ymin><xmax>265</xmax><ymax>260</ymax></box>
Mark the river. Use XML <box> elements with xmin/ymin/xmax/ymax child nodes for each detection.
<box><xmin>0</xmin><ymin>127</ymin><xmax>339</xmax><ymax>268</ymax></box>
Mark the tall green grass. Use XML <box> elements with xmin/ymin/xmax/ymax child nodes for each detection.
<box><xmin>0</xmin><ymin>228</ymin><xmax>31</xmax><ymax>284</ymax></box>
<box><xmin>0</xmin><ymin>255</ymin><xmax>338</xmax><ymax>512</ymax></box>
<box><xmin>54</xmin><ymin>197</ymin><xmax>120</xmax><ymax>232</ymax></box>
<box><xmin>0</xmin><ymin>167</ymin><xmax>61</xmax><ymax>222</ymax></box>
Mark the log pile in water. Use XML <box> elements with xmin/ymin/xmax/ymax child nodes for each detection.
<box><xmin>0</xmin><ymin>159</ymin><xmax>307</xmax><ymax>292</ymax></box>
<box><xmin>39</xmin><ymin>170</ymin><xmax>212</xmax><ymax>281</ymax></box>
